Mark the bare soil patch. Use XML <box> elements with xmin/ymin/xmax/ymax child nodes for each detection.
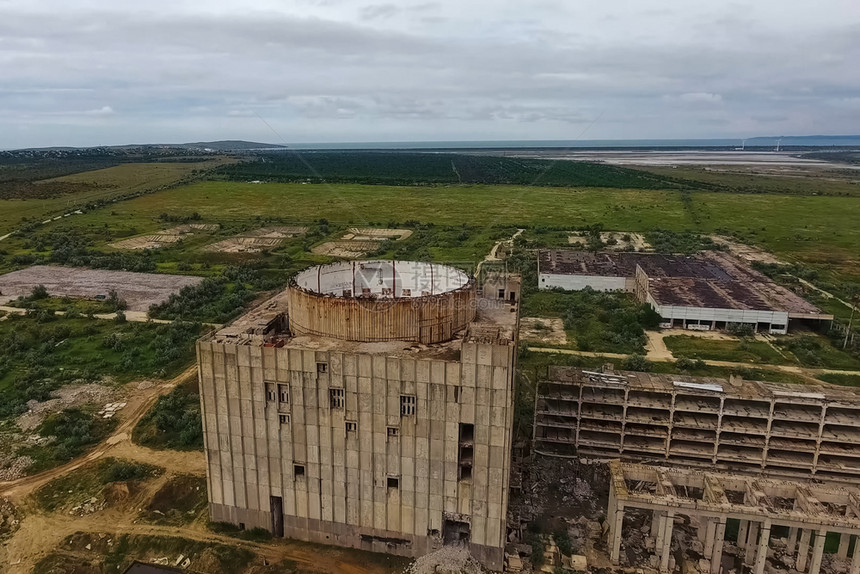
<box><xmin>110</xmin><ymin>224</ymin><xmax>219</xmax><ymax>250</ymax></box>
<box><xmin>312</xmin><ymin>240</ymin><xmax>382</xmax><ymax>258</ymax></box>
<box><xmin>520</xmin><ymin>317</ymin><xmax>568</xmax><ymax>345</ymax></box>
<box><xmin>710</xmin><ymin>235</ymin><xmax>785</xmax><ymax>265</ymax></box>
<box><xmin>343</xmin><ymin>227</ymin><xmax>412</xmax><ymax>241</ymax></box>
<box><xmin>203</xmin><ymin>226</ymin><xmax>309</xmax><ymax>253</ymax></box>
<box><xmin>568</xmin><ymin>231</ymin><xmax>650</xmax><ymax>251</ymax></box>
<box><xmin>312</xmin><ymin>228</ymin><xmax>411</xmax><ymax>258</ymax></box>
<box><xmin>0</xmin><ymin>266</ymin><xmax>202</xmax><ymax>311</ymax></box>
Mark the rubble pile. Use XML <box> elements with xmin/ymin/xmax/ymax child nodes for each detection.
<box><xmin>517</xmin><ymin>456</ymin><xmax>610</xmax><ymax>523</ymax></box>
<box><xmin>70</xmin><ymin>496</ymin><xmax>107</xmax><ymax>516</ymax></box>
<box><xmin>405</xmin><ymin>546</ymin><xmax>485</xmax><ymax>574</ymax></box>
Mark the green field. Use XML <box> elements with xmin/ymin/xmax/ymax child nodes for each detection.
<box><xmin>36</xmin><ymin>180</ymin><xmax>857</xmax><ymax>281</ymax></box>
<box><xmin>0</xmin><ymin>160</ymin><xmax>221</xmax><ymax>235</ymax></box>
<box><xmin>664</xmin><ymin>335</ymin><xmax>793</xmax><ymax>365</ymax></box>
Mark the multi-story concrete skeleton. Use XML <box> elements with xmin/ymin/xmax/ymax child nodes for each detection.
<box><xmin>197</xmin><ymin>261</ymin><xmax>519</xmax><ymax>570</ymax></box>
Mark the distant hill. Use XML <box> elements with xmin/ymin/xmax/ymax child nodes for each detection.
<box><xmin>172</xmin><ymin>140</ymin><xmax>288</xmax><ymax>151</ymax></box>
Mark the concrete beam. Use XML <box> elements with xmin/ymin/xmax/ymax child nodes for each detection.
<box><xmin>787</xmin><ymin>527</ymin><xmax>799</xmax><ymax>555</ymax></box>
<box><xmin>609</xmin><ymin>505</ymin><xmax>624</xmax><ymax>564</ymax></box>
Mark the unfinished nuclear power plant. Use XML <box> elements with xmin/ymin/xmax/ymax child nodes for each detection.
<box><xmin>197</xmin><ymin>260</ymin><xmax>520</xmax><ymax>570</ymax></box>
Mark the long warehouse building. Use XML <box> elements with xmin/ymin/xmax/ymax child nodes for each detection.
<box><xmin>538</xmin><ymin>250</ymin><xmax>832</xmax><ymax>334</ymax></box>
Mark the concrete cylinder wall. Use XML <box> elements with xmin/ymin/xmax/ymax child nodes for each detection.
<box><xmin>288</xmin><ymin>262</ymin><xmax>476</xmax><ymax>344</ymax></box>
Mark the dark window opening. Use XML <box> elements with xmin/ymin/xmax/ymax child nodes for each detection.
<box><xmin>346</xmin><ymin>421</ymin><xmax>358</xmax><ymax>433</ymax></box>
<box><xmin>265</xmin><ymin>383</ymin><xmax>276</xmax><ymax>402</ymax></box>
<box><xmin>387</xmin><ymin>426</ymin><xmax>399</xmax><ymax>438</ymax></box>
<box><xmin>387</xmin><ymin>476</ymin><xmax>399</xmax><ymax>489</ymax></box>
<box><xmin>239</xmin><ymin>522</ymin><xmax>245</xmax><ymax>530</ymax></box>
<box><xmin>330</xmin><ymin>388</ymin><xmax>345</xmax><ymax>409</ymax></box>
<box><xmin>317</xmin><ymin>362</ymin><xmax>328</xmax><ymax>373</ymax></box>
<box><xmin>400</xmin><ymin>395</ymin><xmax>416</xmax><ymax>416</ymax></box>
<box><xmin>442</xmin><ymin>518</ymin><xmax>471</xmax><ymax>545</ymax></box>
<box><xmin>294</xmin><ymin>464</ymin><xmax>305</xmax><ymax>478</ymax></box>
<box><xmin>342</xmin><ymin>289</ymin><xmax>352</xmax><ymax>297</ymax></box>
<box><xmin>497</xmin><ymin>288</ymin><xmax>505</xmax><ymax>298</ymax></box>
<box><xmin>279</xmin><ymin>414</ymin><xmax>290</xmax><ymax>425</ymax></box>
<box><xmin>278</xmin><ymin>384</ymin><xmax>289</xmax><ymax>403</ymax></box>
<box><xmin>458</xmin><ymin>423</ymin><xmax>474</xmax><ymax>481</ymax></box>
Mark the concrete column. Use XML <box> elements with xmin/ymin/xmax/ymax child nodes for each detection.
<box><xmin>838</xmin><ymin>533</ymin><xmax>851</xmax><ymax>560</ymax></box>
<box><xmin>659</xmin><ymin>512</ymin><xmax>675</xmax><ymax>573</ymax></box>
<box><xmin>753</xmin><ymin>520</ymin><xmax>772</xmax><ymax>574</ymax></box>
<box><xmin>808</xmin><ymin>530</ymin><xmax>827</xmax><ymax>574</ymax></box>
<box><xmin>655</xmin><ymin>511</ymin><xmax>667</xmax><ymax>550</ymax></box>
<box><xmin>797</xmin><ymin>529</ymin><xmax>812</xmax><ymax>572</ymax></box>
<box><xmin>738</xmin><ymin>520</ymin><xmax>749</xmax><ymax>547</ymax></box>
<box><xmin>704</xmin><ymin>519</ymin><xmax>717</xmax><ymax>556</ymax></box>
<box><xmin>609</xmin><ymin>505</ymin><xmax>624</xmax><ymax>564</ymax></box>
<box><xmin>710</xmin><ymin>520</ymin><xmax>727</xmax><ymax>574</ymax></box>
<box><xmin>787</xmin><ymin>528</ymin><xmax>799</xmax><ymax>556</ymax></box>
<box><xmin>851</xmin><ymin>534</ymin><xmax>860</xmax><ymax>574</ymax></box>
<box><xmin>746</xmin><ymin>521</ymin><xmax>760</xmax><ymax>565</ymax></box>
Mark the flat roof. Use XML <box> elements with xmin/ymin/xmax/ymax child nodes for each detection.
<box><xmin>207</xmin><ymin>288</ymin><xmax>518</xmax><ymax>360</ymax></box>
<box><xmin>547</xmin><ymin>366</ymin><xmax>860</xmax><ymax>403</ymax></box>
<box><xmin>538</xmin><ymin>250</ymin><xmax>831</xmax><ymax>319</ymax></box>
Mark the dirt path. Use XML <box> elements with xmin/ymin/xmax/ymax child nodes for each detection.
<box><xmin>0</xmin><ymin>365</ymin><xmax>198</xmax><ymax>500</ymax></box>
<box><xmin>476</xmin><ymin>228</ymin><xmax>524</xmax><ymax>276</ymax></box>
<box><xmin>0</xmin><ymin>360</ymin><xmax>395</xmax><ymax>574</ymax></box>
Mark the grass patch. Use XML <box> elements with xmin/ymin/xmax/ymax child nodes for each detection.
<box><xmin>664</xmin><ymin>335</ymin><xmax>793</xmax><ymax>365</ymax></box>
<box><xmin>209</xmin><ymin>521</ymin><xmax>274</xmax><ymax>542</ymax></box>
<box><xmin>133</xmin><ymin>375</ymin><xmax>203</xmax><ymax>451</ymax></box>
<box><xmin>818</xmin><ymin>373</ymin><xmax>860</xmax><ymax>387</ymax></box>
<box><xmin>19</xmin><ymin>408</ymin><xmax>118</xmax><ymax>474</ymax></box>
<box><xmin>522</xmin><ymin>288</ymin><xmax>658</xmax><ymax>354</ymax></box>
<box><xmin>774</xmin><ymin>334</ymin><xmax>860</xmax><ymax>370</ymax></box>
<box><xmin>33</xmin><ymin>457</ymin><xmax>163</xmax><ymax>512</ymax></box>
<box><xmin>33</xmin><ymin>531</ymin><xmax>257</xmax><ymax>574</ymax></box>
<box><xmin>0</xmin><ymin>313</ymin><xmax>203</xmax><ymax>418</ymax></box>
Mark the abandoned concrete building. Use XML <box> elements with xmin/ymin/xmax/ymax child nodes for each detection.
<box><xmin>534</xmin><ymin>367</ymin><xmax>860</xmax><ymax>483</ymax></box>
<box><xmin>608</xmin><ymin>461</ymin><xmax>860</xmax><ymax>574</ymax></box>
<box><xmin>197</xmin><ymin>260</ymin><xmax>519</xmax><ymax>571</ymax></box>
<box><xmin>537</xmin><ymin>251</ymin><xmax>832</xmax><ymax>334</ymax></box>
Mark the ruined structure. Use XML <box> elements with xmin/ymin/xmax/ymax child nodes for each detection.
<box><xmin>197</xmin><ymin>261</ymin><xmax>519</xmax><ymax>570</ymax></box>
<box><xmin>538</xmin><ymin>251</ymin><xmax>832</xmax><ymax>333</ymax></box>
<box><xmin>608</xmin><ymin>461</ymin><xmax>860</xmax><ymax>574</ymax></box>
<box><xmin>534</xmin><ymin>367</ymin><xmax>860</xmax><ymax>482</ymax></box>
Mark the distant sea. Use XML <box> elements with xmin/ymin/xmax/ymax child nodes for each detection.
<box><xmin>286</xmin><ymin>135</ymin><xmax>860</xmax><ymax>150</ymax></box>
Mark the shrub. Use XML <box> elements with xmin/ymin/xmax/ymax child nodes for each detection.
<box><xmin>623</xmin><ymin>354</ymin><xmax>652</xmax><ymax>372</ymax></box>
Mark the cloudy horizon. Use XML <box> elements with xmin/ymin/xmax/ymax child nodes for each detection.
<box><xmin>1</xmin><ymin>0</ymin><xmax>859</xmax><ymax>149</ymax></box>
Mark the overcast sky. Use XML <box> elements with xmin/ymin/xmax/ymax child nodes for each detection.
<box><xmin>1</xmin><ymin>0</ymin><xmax>859</xmax><ymax>148</ymax></box>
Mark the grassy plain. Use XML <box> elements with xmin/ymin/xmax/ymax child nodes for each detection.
<box><xmin>45</xmin><ymin>180</ymin><xmax>859</xmax><ymax>281</ymax></box>
<box><xmin>0</xmin><ymin>161</ymin><xmax>220</xmax><ymax>235</ymax></box>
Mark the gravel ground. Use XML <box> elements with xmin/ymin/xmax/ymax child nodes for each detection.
<box><xmin>404</xmin><ymin>546</ymin><xmax>485</xmax><ymax>574</ymax></box>
<box><xmin>0</xmin><ymin>265</ymin><xmax>202</xmax><ymax>311</ymax></box>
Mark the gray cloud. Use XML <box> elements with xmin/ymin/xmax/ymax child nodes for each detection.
<box><xmin>0</xmin><ymin>0</ymin><xmax>858</xmax><ymax>147</ymax></box>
